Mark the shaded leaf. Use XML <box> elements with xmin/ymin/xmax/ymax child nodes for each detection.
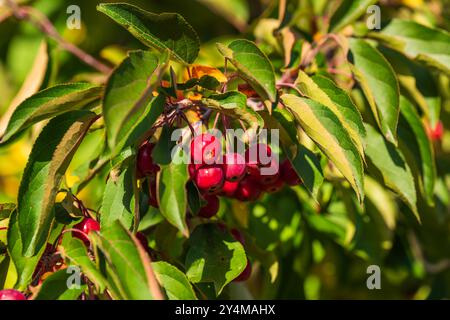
<box><xmin>287</xmin><ymin>144</ymin><xmax>324</xmax><ymax>198</ymax></box>
<box><xmin>349</xmin><ymin>38</ymin><xmax>400</xmax><ymax>144</ymax></box>
<box><xmin>380</xmin><ymin>46</ymin><xmax>441</xmax><ymax>127</ymax></box>
<box><xmin>185</xmin><ymin>223</ymin><xmax>247</xmax><ymax>295</ymax></box>
<box><xmin>329</xmin><ymin>0</ymin><xmax>378</xmax><ymax>32</ymax></box>
<box><xmin>364</xmin><ymin>123</ymin><xmax>418</xmax><ymax>221</ymax></box>
<box><xmin>399</xmin><ymin>96</ymin><xmax>436</xmax><ymax>206</ymax></box>
<box><xmin>371</xmin><ymin>19</ymin><xmax>450</xmax><ymax>75</ymax></box>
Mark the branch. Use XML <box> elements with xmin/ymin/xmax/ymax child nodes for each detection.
<box><xmin>5</xmin><ymin>0</ymin><xmax>112</xmax><ymax>74</ymax></box>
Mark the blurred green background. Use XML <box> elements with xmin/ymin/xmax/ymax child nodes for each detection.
<box><xmin>1</xmin><ymin>0</ymin><xmax>450</xmax><ymax>299</ymax></box>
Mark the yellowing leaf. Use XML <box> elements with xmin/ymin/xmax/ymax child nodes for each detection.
<box><xmin>187</xmin><ymin>64</ymin><xmax>227</xmax><ymax>82</ymax></box>
<box><xmin>282</xmin><ymin>94</ymin><xmax>364</xmax><ymax>202</ymax></box>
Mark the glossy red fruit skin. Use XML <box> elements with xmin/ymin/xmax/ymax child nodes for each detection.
<box><xmin>190</xmin><ymin>133</ymin><xmax>222</xmax><ymax>165</ymax></box>
<box><xmin>245</xmin><ymin>143</ymin><xmax>272</xmax><ymax>167</ymax></box>
<box><xmin>235</xmin><ymin>178</ymin><xmax>262</xmax><ymax>202</ymax></box>
<box><xmin>0</xmin><ymin>289</ymin><xmax>26</xmax><ymax>300</ymax></box>
<box><xmin>137</xmin><ymin>143</ymin><xmax>159</xmax><ymax>177</ymax></box>
<box><xmin>223</xmin><ymin>153</ymin><xmax>246</xmax><ymax>182</ymax></box>
<box><xmin>194</xmin><ymin>165</ymin><xmax>224</xmax><ymax>193</ymax></box>
<box><xmin>233</xmin><ymin>260</ymin><xmax>252</xmax><ymax>282</ymax></box>
<box><xmin>230</xmin><ymin>228</ymin><xmax>245</xmax><ymax>245</ymax></box>
<box><xmin>198</xmin><ymin>195</ymin><xmax>220</xmax><ymax>218</ymax></box>
<box><xmin>136</xmin><ymin>232</ymin><xmax>149</xmax><ymax>249</ymax></box>
<box><xmin>221</xmin><ymin>180</ymin><xmax>239</xmax><ymax>197</ymax></box>
<box><xmin>72</xmin><ymin>218</ymin><xmax>100</xmax><ymax>245</ymax></box>
<box><xmin>280</xmin><ymin>159</ymin><xmax>302</xmax><ymax>186</ymax></box>
<box><xmin>261</xmin><ymin>177</ymin><xmax>285</xmax><ymax>193</ymax></box>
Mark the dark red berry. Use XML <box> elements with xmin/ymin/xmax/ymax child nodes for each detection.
<box><xmin>280</xmin><ymin>159</ymin><xmax>302</xmax><ymax>186</ymax></box>
<box><xmin>223</xmin><ymin>153</ymin><xmax>246</xmax><ymax>182</ymax></box>
<box><xmin>0</xmin><ymin>289</ymin><xmax>26</xmax><ymax>300</ymax></box>
<box><xmin>235</xmin><ymin>178</ymin><xmax>262</xmax><ymax>202</ymax></box>
<box><xmin>245</xmin><ymin>143</ymin><xmax>272</xmax><ymax>167</ymax></box>
<box><xmin>198</xmin><ymin>195</ymin><xmax>220</xmax><ymax>218</ymax></box>
<box><xmin>261</xmin><ymin>177</ymin><xmax>284</xmax><ymax>193</ymax></box>
<box><xmin>221</xmin><ymin>180</ymin><xmax>239</xmax><ymax>197</ymax></box>
<box><xmin>257</xmin><ymin>158</ymin><xmax>280</xmax><ymax>185</ymax></box>
<box><xmin>136</xmin><ymin>232</ymin><xmax>149</xmax><ymax>249</ymax></box>
<box><xmin>194</xmin><ymin>165</ymin><xmax>224</xmax><ymax>193</ymax></box>
<box><xmin>190</xmin><ymin>133</ymin><xmax>222</xmax><ymax>165</ymax></box>
<box><xmin>72</xmin><ymin>218</ymin><xmax>100</xmax><ymax>245</ymax></box>
<box><xmin>233</xmin><ymin>260</ymin><xmax>252</xmax><ymax>282</ymax></box>
<box><xmin>148</xmin><ymin>178</ymin><xmax>159</xmax><ymax>208</ymax></box>
<box><xmin>137</xmin><ymin>142</ymin><xmax>159</xmax><ymax>177</ymax></box>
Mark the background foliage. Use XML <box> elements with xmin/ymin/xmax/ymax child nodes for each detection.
<box><xmin>0</xmin><ymin>0</ymin><xmax>449</xmax><ymax>300</ymax></box>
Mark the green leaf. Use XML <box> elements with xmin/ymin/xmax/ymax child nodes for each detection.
<box><xmin>157</xmin><ymin>160</ymin><xmax>189</xmax><ymax>236</ymax></box>
<box><xmin>329</xmin><ymin>0</ymin><xmax>378</xmax><ymax>32</ymax></box>
<box><xmin>380</xmin><ymin>46</ymin><xmax>441</xmax><ymax>127</ymax></box>
<box><xmin>59</xmin><ymin>238</ymin><xmax>108</xmax><ymax>293</ymax></box>
<box><xmin>371</xmin><ymin>19</ymin><xmax>450</xmax><ymax>75</ymax></box>
<box><xmin>364</xmin><ymin>123</ymin><xmax>418</xmax><ymax>221</ymax></box>
<box><xmin>7</xmin><ymin>210</ymin><xmax>46</xmax><ymax>291</ymax></box>
<box><xmin>33</xmin><ymin>269</ymin><xmax>86</xmax><ymax>300</ymax></box>
<box><xmin>295</xmin><ymin>71</ymin><xmax>366</xmax><ymax>157</ymax></box>
<box><xmin>261</xmin><ymin>107</ymin><xmax>324</xmax><ymax>198</ymax></box>
<box><xmin>287</xmin><ymin>144</ymin><xmax>324</xmax><ymax>198</ymax></box>
<box><xmin>282</xmin><ymin>94</ymin><xmax>364</xmax><ymax>202</ymax></box>
<box><xmin>18</xmin><ymin>110</ymin><xmax>97</xmax><ymax>257</ymax></box>
<box><xmin>0</xmin><ymin>255</ymin><xmax>10</xmax><ymax>289</ymax></box>
<box><xmin>202</xmin><ymin>91</ymin><xmax>264</xmax><ymax>136</ymax></box>
<box><xmin>217</xmin><ymin>39</ymin><xmax>277</xmax><ymax>103</ymax></box>
<box><xmin>261</xmin><ymin>107</ymin><xmax>298</xmax><ymax>147</ymax></box>
<box><xmin>91</xmin><ymin>221</ymin><xmax>161</xmax><ymax>300</ymax></box>
<box><xmin>349</xmin><ymin>38</ymin><xmax>400</xmax><ymax>144</ymax></box>
<box><xmin>399</xmin><ymin>96</ymin><xmax>436</xmax><ymax>206</ymax></box>
<box><xmin>97</xmin><ymin>3</ymin><xmax>200</xmax><ymax>64</ymax></box>
<box><xmin>152</xmin><ymin>261</ymin><xmax>197</xmax><ymax>300</ymax></box>
<box><xmin>103</xmin><ymin>50</ymin><xmax>161</xmax><ymax>149</ymax></box>
<box><xmin>0</xmin><ymin>83</ymin><xmax>101</xmax><ymax>144</ymax></box>
<box><xmin>185</xmin><ymin>223</ymin><xmax>247</xmax><ymax>295</ymax></box>
<box><xmin>100</xmin><ymin>166</ymin><xmax>134</xmax><ymax>230</ymax></box>
<box><xmin>187</xmin><ymin>181</ymin><xmax>203</xmax><ymax>216</ymax></box>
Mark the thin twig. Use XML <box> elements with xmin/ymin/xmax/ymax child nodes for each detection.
<box><xmin>276</xmin><ymin>82</ymin><xmax>305</xmax><ymax>96</ymax></box>
<box><xmin>5</xmin><ymin>0</ymin><xmax>111</xmax><ymax>74</ymax></box>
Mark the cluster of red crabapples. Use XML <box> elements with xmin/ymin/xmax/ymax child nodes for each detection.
<box><xmin>136</xmin><ymin>133</ymin><xmax>301</xmax><ymax>282</ymax></box>
<box><xmin>137</xmin><ymin>132</ymin><xmax>302</xmax><ymax>219</ymax></box>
